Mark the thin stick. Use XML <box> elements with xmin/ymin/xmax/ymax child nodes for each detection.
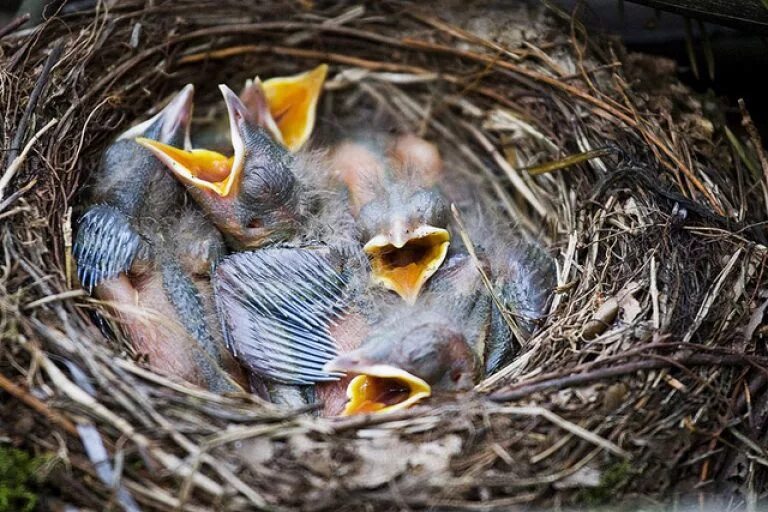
<box><xmin>5</xmin><ymin>43</ymin><xmax>62</xmax><ymax>168</ymax></box>
<box><xmin>24</xmin><ymin>289</ymin><xmax>86</xmax><ymax>309</ymax></box>
<box><xmin>451</xmin><ymin>205</ymin><xmax>526</xmax><ymax>347</ymax></box>
<box><xmin>0</xmin><ymin>372</ymin><xmax>79</xmax><ymax>436</ymax></box>
<box><xmin>524</xmin><ymin>147</ymin><xmax>615</xmax><ymax>176</ymax></box>
<box><xmin>0</xmin><ymin>13</ymin><xmax>30</xmax><ymax>39</ymax></box>
<box><xmin>0</xmin><ymin>118</ymin><xmax>58</xmax><ymax>201</ymax></box>
<box><xmin>739</xmin><ymin>99</ymin><xmax>768</xmax><ymax>196</ymax></box>
<box><xmin>494</xmin><ymin>405</ymin><xmax>630</xmax><ymax>458</ymax></box>
<box><xmin>682</xmin><ymin>248</ymin><xmax>742</xmax><ymax>344</ymax></box>
<box><xmin>491</xmin><ymin>354</ymin><xmax>757</xmax><ymax>402</ymax></box>
<box><xmin>0</xmin><ymin>178</ymin><xmax>36</xmax><ymax>213</ymax></box>
<box><xmin>463</xmin><ymin>122</ymin><xmax>549</xmax><ymax>218</ymax></box>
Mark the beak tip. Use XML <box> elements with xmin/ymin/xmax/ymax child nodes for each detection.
<box><xmin>157</xmin><ymin>84</ymin><xmax>196</xmax><ymax>141</ymax></box>
<box><xmin>220</xmin><ymin>83</ymin><xmax>252</xmax><ymax>125</ymax></box>
<box><xmin>219</xmin><ymin>84</ymin><xmax>241</xmax><ymax>104</ymax></box>
<box><xmin>322</xmin><ymin>361</ymin><xmax>340</xmax><ymax>374</ymax></box>
<box><xmin>180</xmin><ymin>83</ymin><xmax>195</xmax><ymax>96</ymax></box>
<box><xmin>323</xmin><ymin>355</ymin><xmax>361</xmax><ymax>374</ymax></box>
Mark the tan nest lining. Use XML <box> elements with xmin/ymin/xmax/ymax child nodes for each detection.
<box><xmin>1</xmin><ymin>1</ymin><xmax>767</xmax><ymax>510</ymax></box>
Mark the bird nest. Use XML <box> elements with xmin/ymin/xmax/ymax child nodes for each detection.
<box><xmin>1</xmin><ymin>1</ymin><xmax>767</xmax><ymax>510</ymax></box>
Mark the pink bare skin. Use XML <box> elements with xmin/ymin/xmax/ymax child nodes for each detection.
<box><xmin>316</xmin><ymin>311</ymin><xmax>370</xmax><ymax>416</ymax></box>
<box><xmin>389</xmin><ymin>134</ymin><xmax>443</xmax><ymax>185</ymax></box>
<box><xmin>95</xmin><ymin>273</ymin><xmax>246</xmax><ymax>390</ymax></box>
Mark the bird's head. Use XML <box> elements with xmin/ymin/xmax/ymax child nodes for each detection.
<box><xmin>357</xmin><ymin>183</ymin><xmax>451</xmax><ymax>304</ymax></box>
<box><xmin>137</xmin><ymin>85</ymin><xmax>303</xmax><ymax>249</ymax></box>
<box><xmin>330</xmin><ymin>136</ymin><xmax>451</xmax><ymax>304</ymax></box>
<box><xmin>324</xmin><ymin>312</ymin><xmax>479</xmax><ymax>415</ymax></box>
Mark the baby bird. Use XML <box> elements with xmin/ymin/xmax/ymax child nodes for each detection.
<box><xmin>329</xmin><ymin>136</ymin><xmax>451</xmax><ymax>304</ymax></box>
<box><xmin>74</xmin><ymin>86</ymin><xmax>243</xmax><ymax>393</ymax></box>
<box><xmin>137</xmin><ymin>85</ymin><xmax>314</xmax><ymax>251</ymax></box>
<box><xmin>324</xmin><ymin>251</ymin><xmax>488</xmax><ymax>415</ymax></box>
<box><xmin>140</xmin><ymin>80</ymin><xmax>453</xmax><ymax>308</ymax></box>
<box><xmin>213</xmin><ymin>215</ymin><xmax>554</xmax><ymax>416</ymax></box>
<box><xmin>138</xmin><ymin>74</ymin><xmax>338</xmax><ymax>405</ymax></box>
<box><xmin>325</xmin><ymin>227</ymin><xmax>556</xmax><ymax>415</ymax></box>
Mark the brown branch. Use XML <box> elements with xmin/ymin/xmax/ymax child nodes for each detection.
<box><xmin>177</xmin><ymin>44</ymin><xmax>525</xmax><ymax>112</ymax></box>
<box><xmin>5</xmin><ymin>43</ymin><xmax>63</xmax><ymax>168</ymax></box>
<box><xmin>0</xmin><ymin>372</ymin><xmax>79</xmax><ymax>437</ymax></box>
<box><xmin>0</xmin><ymin>13</ymin><xmax>30</xmax><ymax>39</ymax></box>
<box><xmin>490</xmin><ymin>354</ymin><xmax>757</xmax><ymax>402</ymax></box>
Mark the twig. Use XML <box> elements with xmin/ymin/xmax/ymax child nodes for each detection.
<box><xmin>491</xmin><ymin>354</ymin><xmax>758</xmax><ymax>402</ymax></box>
<box><xmin>463</xmin><ymin>122</ymin><xmax>549</xmax><ymax>218</ymax></box>
<box><xmin>452</xmin><ymin>204</ymin><xmax>526</xmax><ymax>348</ymax></box>
<box><xmin>24</xmin><ymin>289</ymin><xmax>85</xmax><ymax>310</ymax></box>
<box><xmin>0</xmin><ymin>178</ymin><xmax>36</xmax><ymax>213</ymax></box>
<box><xmin>682</xmin><ymin>248</ymin><xmax>742</xmax><ymax>344</ymax></box>
<box><xmin>0</xmin><ymin>13</ymin><xmax>30</xmax><ymax>39</ymax></box>
<box><xmin>524</xmin><ymin>147</ymin><xmax>615</xmax><ymax>176</ymax></box>
<box><xmin>0</xmin><ymin>372</ymin><xmax>79</xmax><ymax>437</ymax></box>
<box><xmin>494</xmin><ymin>405</ymin><xmax>630</xmax><ymax>458</ymax></box>
<box><xmin>5</xmin><ymin>43</ymin><xmax>62</xmax><ymax>168</ymax></box>
<box><xmin>179</xmin><ymin>44</ymin><xmax>425</xmax><ymax>74</ymax></box>
<box><xmin>0</xmin><ymin>118</ymin><xmax>58</xmax><ymax>201</ymax></box>
<box><xmin>739</xmin><ymin>99</ymin><xmax>768</xmax><ymax>194</ymax></box>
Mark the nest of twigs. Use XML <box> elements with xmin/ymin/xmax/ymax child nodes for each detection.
<box><xmin>2</xmin><ymin>1</ymin><xmax>767</xmax><ymax>510</ymax></box>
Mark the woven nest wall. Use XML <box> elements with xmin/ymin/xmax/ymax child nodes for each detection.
<box><xmin>1</xmin><ymin>1</ymin><xmax>767</xmax><ymax>510</ymax></box>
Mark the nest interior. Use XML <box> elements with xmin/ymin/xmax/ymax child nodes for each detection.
<box><xmin>1</xmin><ymin>1</ymin><xmax>767</xmax><ymax>510</ymax></box>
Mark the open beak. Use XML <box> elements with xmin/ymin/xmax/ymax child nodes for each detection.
<box><xmin>120</xmin><ymin>84</ymin><xmax>195</xmax><ymax>143</ymax></box>
<box><xmin>324</xmin><ymin>359</ymin><xmax>431</xmax><ymax>416</ymax></box>
<box><xmin>136</xmin><ymin>85</ymin><xmax>247</xmax><ymax>198</ymax></box>
<box><xmin>262</xmin><ymin>64</ymin><xmax>327</xmax><ymax>151</ymax></box>
<box><xmin>240</xmin><ymin>77</ymin><xmax>284</xmax><ymax>146</ymax></box>
<box><xmin>364</xmin><ymin>224</ymin><xmax>450</xmax><ymax>304</ymax></box>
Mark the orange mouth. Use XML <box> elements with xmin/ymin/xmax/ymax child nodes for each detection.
<box><xmin>341</xmin><ymin>365</ymin><xmax>431</xmax><ymax>416</ymax></box>
<box><xmin>262</xmin><ymin>64</ymin><xmax>328</xmax><ymax>151</ymax></box>
<box><xmin>136</xmin><ymin>85</ymin><xmax>248</xmax><ymax>198</ymax></box>
<box><xmin>365</xmin><ymin>227</ymin><xmax>450</xmax><ymax>304</ymax></box>
<box><xmin>136</xmin><ymin>138</ymin><xmax>236</xmax><ymax>195</ymax></box>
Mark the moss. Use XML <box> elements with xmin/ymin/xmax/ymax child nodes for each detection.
<box><xmin>0</xmin><ymin>446</ymin><xmax>44</xmax><ymax>512</ymax></box>
<box><xmin>576</xmin><ymin>461</ymin><xmax>635</xmax><ymax>509</ymax></box>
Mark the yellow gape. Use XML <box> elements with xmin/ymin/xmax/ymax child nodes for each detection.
<box><xmin>342</xmin><ymin>365</ymin><xmax>432</xmax><ymax>416</ymax></box>
<box><xmin>136</xmin><ymin>138</ymin><xmax>240</xmax><ymax>197</ymax></box>
<box><xmin>262</xmin><ymin>64</ymin><xmax>328</xmax><ymax>151</ymax></box>
<box><xmin>365</xmin><ymin>226</ymin><xmax>450</xmax><ymax>304</ymax></box>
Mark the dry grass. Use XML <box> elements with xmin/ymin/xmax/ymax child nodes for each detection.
<box><xmin>1</xmin><ymin>1</ymin><xmax>767</xmax><ymax>510</ymax></box>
